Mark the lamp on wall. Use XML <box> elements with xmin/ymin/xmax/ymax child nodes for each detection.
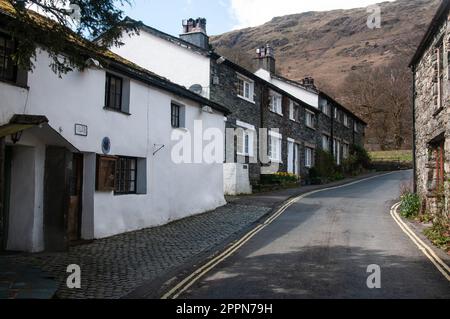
<box><xmin>11</xmin><ymin>130</ymin><xmax>23</xmax><ymax>144</ymax></box>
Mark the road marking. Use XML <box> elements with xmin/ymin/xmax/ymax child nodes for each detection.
<box><xmin>161</xmin><ymin>171</ymin><xmax>400</xmax><ymax>299</ymax></box>
<box><xmin>390</xmin><ymin>203</ymin><xmax>450</xmax><ymax>282</ymax></box>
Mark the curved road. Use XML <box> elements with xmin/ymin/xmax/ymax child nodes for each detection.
<box><xmin>181</xmin><ymin>171</ymin><xmax>450</xmax><ymax>299</ymax></box>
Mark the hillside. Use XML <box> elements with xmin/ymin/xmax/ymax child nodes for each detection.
<box><xmin>212</xmin><ymin>0</ymin><xmax>439</xmax><ymax>95</ymax></box>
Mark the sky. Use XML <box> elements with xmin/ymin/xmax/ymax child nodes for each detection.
<box><xmin>122</xmin><ymin>0</ymin><xmax>395</xmax><ymax>36</ymax></box>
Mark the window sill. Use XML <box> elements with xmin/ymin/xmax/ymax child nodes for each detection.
<box><xmin>269</xmin><ymin>110</ymin><xmax>284</xmax><ymax>117</ymax></box>
<box><xmin>306</xmin><ymin>125</ymin><xmax>316</xmax><ymax>131</ymax></box>
<box><xmin>237</xmin><ymin>152</ymin><xmax>254</xmax><ymax>158</ymax></box>
<box><xmin>103</xmin><ymin>106</ymin><xmax>131</xmax><ymax>116</ymax></box>
<box><xmin>289</xmin><ymin>118</ymin><xmax>300</xmax><ymax>123</ymax></box>
<box><xmin>0</xmin><ymin>78</ymin><xmax>29</xmax><ymax>90</ymax></box>
<box><xmin>237</xmin><ymin>95</ymin><xmax>255</xmax><ymax>104</ymax></box>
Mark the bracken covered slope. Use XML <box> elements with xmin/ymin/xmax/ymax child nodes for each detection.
<box><xmin>211</xmin><ymin>0</ymin><xmax>440</xmax><ymax>99</ymax></box>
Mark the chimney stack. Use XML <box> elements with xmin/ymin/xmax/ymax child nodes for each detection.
<box><xmin>255</xmin><ymin>44</ymin><xmax>276</xmax><ymax>74</ymax></box>
<box><xmin>300</xmin><ymin>77</ymin><xmax>316</xmax><ymax>90</ymax></box>
<box><xmin>180</xmin><ymin>18</ymin><xmax>209</xmax><ymax>50</ymax></box>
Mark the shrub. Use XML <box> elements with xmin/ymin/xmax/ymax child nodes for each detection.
<box><xmin>314</xmin><ymin>150</ymin><xmax>336</xmax><ymax>182</ymax></box>
<box><xmin>350</xmin><ymin>144</ymin><xmax>371</xmax><ymax>170</ymax></box>
<box><xmin>424</xmin><ymin>220</ymin><xmax>450</xmax><ymax>252</ymax></box>
<box><xmin>399</xmin><ymin>193</ymin><xmax>421</xmax><ymax>218</ymax></box>
<box><xmin>261</xmin><ymin>172</ymin><xmax>299</xmax><ymax>185</ymax></box>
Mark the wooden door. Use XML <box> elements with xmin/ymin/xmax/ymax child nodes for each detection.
<box><xmin>68</xmin><ymin>153</ymin><xmax>83</xmax><ymax>243</ymax></box>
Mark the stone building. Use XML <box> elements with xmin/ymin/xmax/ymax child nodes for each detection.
<box><xmin>410</xmin><ymin>0</ymin><xmax>450</xmax><ymax>219</ymax></box>
<box><xmin>111</xmin><ymin>17</ymin><xmax>366</xmax><ymax>195</ymax></box>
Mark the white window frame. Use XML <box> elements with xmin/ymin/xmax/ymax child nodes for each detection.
<box><xmin>334</xmin><ymin>139</ymin><xmax>341</xmax><ymax>165</ymax></box>
<box><xmin>343</xmin><ymin>114</ymin><xmax>349</xmax><ymax>127</ymax></box>
<box><xmin>268</xmin><ymin>131</ymin><xmax>282</xmax><ymax>163</ymax></box>
<box><xmin>289</xmin><ymin>100</ymin><xmax>300</xmax><ymax>122</ymax></box>
<box><xmin>269</xmin><ymin>91</ymin><xmax>283</xmax><ymax>115</ymax></box>
<box><xmin>236</xmin><ymin>121</ymin><xmax>255</xmax><ymax>157</ymax></box>
<box><xmin>323</xmin><ymin>103</ymin><xmax>331</xmax><ymax>117</ymax></box>
<box><xmin>237</xmin><ymin>74</ymin><xmax>255</xmax><ymax>103</ymax></box>
<box><xmin>322</xmin><ymin>135</ymin><xmax>330</xmax><ymax>151</ymax></box>
<box><xmin>305</xmin><ymin>110</ymin><xmax>315</xmax><ymax>129</ymax></box>
<box><xmin>334</xmin><ymin>107</ymin><xmax>339</xmax><ymax>121</ymax></box>
<box><xmin>305</xmin><ymin>147</ymin><xmax>314</xmax><ymax>168</ymax></box>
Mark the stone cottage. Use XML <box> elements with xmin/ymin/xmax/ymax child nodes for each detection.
<box><xmin>410</xmin><ymin>0</ymin><xmax>450</xmax><ymax>219</ymax></box>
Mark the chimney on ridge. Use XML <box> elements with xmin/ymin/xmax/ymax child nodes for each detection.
<box><xmin>180</xmin><ymin>18</ymin><xmax>209</xmax><ymax>50</ymax></box>
<box><xmin>255</xmin><ymin>44</ymin><xmax>276</xmax><ymax>74</ymax></box>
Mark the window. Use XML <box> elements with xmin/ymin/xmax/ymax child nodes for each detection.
<box><xmin>334</xmin><ymin>107</ymin><xmax>339</xmax><ymax>121</ymax></box>
<box><xmin>322</xmin><ymin>135</ymin><xmax>330</xmax><ymax>151</ymax></box>
<box><xmin>354</xmin><ymin>122</ymin><xmax>358</xmax><ymax>133</ymax></box>
<box><xmin>305</xmin><ymin>147</ymin><xmax>314</xmax><ymax>168</ymax></box>
<box><xmin>269</xmin><ymin>91</ymin><xmax>283</xmax><ymax>115</ymax></box>
<box><xmin>289</xmin><ymin>101</ymin><xmax>300</xmax><ymax>121</ymax></box>
<box><xmin>268</xmin><ymin>132</ymin><xmax>282</xmax><ymax>162</ymax></box>
<box><xmin>343</xmin><ymin>114</ymin><xmax>349</xmax><ymax>127</ymax></box>
<box><xmin>322</xmin><ymin>102</ymin><xmax>331</xmax><ymax>117</ymax></box>
<box><xmin>171</xmin><ymin>103</ymin><xmax>180</xmax><ymax>128</ymax></box>
<box><xmin>237</xmin><ymin>129</ymin><xmax>254</xmax><ymax>157</ymax></box>
<box><xmin>237</xmin><ymin>75</ymin><xmax>254</xmax><ymax>102</ymax></box>
<box><xmin>436</xmin><ymin>40</ymin><xmax>445</xmax><ymax>109</ymax></box>
<box><xmin>333</xmin><ymin>139</ymin><xmax>341</xmax><ymax>165</ymax></box>
<box><xmin>305</xmin><ymin>110</ymin><xmax>315</xmax><ymax>128</ymax></box>
<box><xmin>105</xmin><ymin>73</ymin><xmax>123</xmax><ymax>110</ymax></box>
<box><xmin>115</xmin><ymin>157</ymin><xmax>137</xmax><ymax>194</ymax></box>
<box><xmin>0</xmin><ymin>34</ymin><xmax>16</xmax><ymax>82</ymax></box>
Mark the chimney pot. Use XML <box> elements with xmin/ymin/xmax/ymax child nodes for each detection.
<box><xmin>180</xmin><ymin>18</ymin><xmax>209</xmax><ymax>50</ymax></box>
<box><xmin>255</xmin><ymin>44</ymin><xmax>276</xmax><ymax>74</ymax></box>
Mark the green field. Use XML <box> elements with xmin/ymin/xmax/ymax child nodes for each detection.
<box><xmin>369</xmin><ymin>150</ymin><xmax>413</xmax><ymax>163</ymax></box>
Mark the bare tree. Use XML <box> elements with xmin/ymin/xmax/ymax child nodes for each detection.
<box><xmin>339</xmin><ymin>58</ymin><xmax>412</xmax><ymax>150</ymax></box>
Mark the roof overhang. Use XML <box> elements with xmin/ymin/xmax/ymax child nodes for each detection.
<box><xmin>0</xmin><ymin>114</ymin><xmax>48</xmax><ymax>138</ymax></box>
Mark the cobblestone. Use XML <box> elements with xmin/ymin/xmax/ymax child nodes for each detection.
<box><xmin>1</xmin><ymin>203</ymin><xmax>270</xmax><ymax>299</ymax></box>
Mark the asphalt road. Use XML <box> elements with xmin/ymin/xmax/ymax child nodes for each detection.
<box><xmin>181</xmin><ymin>171</ymin><xmax>450</xmax><ymax>299</ymax></box>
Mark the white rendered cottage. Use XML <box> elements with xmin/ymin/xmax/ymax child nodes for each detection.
<box><xmin>0</xmin><ymin>6</ymin><xmax>228</xmax><ymax>252</ymax></box>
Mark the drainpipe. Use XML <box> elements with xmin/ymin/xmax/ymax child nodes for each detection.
<box><xmin>412</xmin><ymin>66</ymin><xmax>417</xmax><ymax>193</ymax></box>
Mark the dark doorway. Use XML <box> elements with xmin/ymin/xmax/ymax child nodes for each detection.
<box><xmin>68</xmin><ymin>153</ymin><xmax>83</xmax><ymax>243</ymax></box>
<box><xmin>43</xmin><ymin>146</ymin><xmax>72</xmax><ymax>252</ymax></box>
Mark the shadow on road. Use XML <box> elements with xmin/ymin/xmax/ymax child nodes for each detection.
<box><xmin>182</xmin><ymin>245</ymin><xmax>450</xmax><ymax>299</ymax></box>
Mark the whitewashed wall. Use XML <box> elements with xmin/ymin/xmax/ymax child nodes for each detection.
<box><xmin>111</xmin><ymin>30</ymin><xmax>211</xmax><ymax>98</ymax></box>
<box><xmin>0</xmin><ymin>50</ymin><xmax>226</xmax><ymax>250</ymax></box>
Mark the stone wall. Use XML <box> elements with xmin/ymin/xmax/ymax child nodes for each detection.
<box><xmin>211</xmin><ymin>59</ymin><xmax>367</xmax><ymax>189</ymax></box>
<box><xmin>414</xmin><ymin>13</ymin><xmax>450</xmax><ymax>219</ymax></box>
<box><xmin>210</xmin><ymin>60</ymin><xmax>262</xmax><ymax>185</ymax></box>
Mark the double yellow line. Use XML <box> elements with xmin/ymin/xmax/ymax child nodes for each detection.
<box><xmin>161</xmin><ymin>172</ymin><xmax>398</xmax><ymax>299</ymax></box>
<box><xmin>390</xmin><ymin>203</ymin><xmax>450</xmax><ymax>282</ymax></box>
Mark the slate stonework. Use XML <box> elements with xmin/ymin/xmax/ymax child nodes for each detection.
<box><xmin>414</xmin><ymin>12</ymin><xmax>450</xmax><ymax>219</ymax></box>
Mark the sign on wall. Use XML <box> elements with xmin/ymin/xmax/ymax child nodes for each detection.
<box><xmin>74</xmin><ymin>124</ymin><xmax>88</xmax><ymax>137</ymax></box>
